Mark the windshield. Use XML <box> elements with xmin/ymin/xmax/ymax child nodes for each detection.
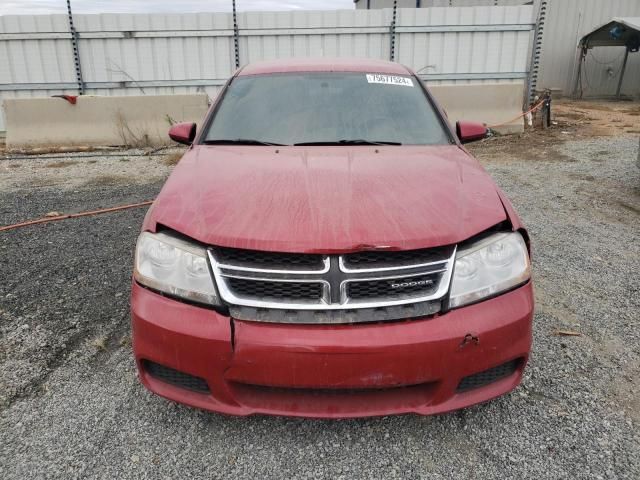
<box><xmin>203</xmin><ymin>72</ymin><xmax>451</xmax><ymax>146</ymax></box>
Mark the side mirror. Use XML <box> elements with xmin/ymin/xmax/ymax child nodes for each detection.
<box><xmin>168</xmin><ymin>122</ymin><xmax>197</xmax><ymax>145</ymax></box>
<box><xmin>456</xmin><ymin>121</ymin><xmax>488</xmax><ymax>144</ymax></box>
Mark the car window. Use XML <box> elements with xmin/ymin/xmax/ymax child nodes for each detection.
<box><xmin>203</xmin><ymin>72</ymin><xmax>451</xmax><ymax>146</ymax></box>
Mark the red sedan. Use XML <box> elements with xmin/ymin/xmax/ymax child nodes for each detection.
<box><xmin>131</xmin><ymin>57</ymin><xmax>533</xmax><ymax>418</ymax></box>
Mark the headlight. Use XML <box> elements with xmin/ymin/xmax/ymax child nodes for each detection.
<box><xmin>449</xmin><ymin>232</ymin><xmax>530</xmax><ymax>309</ymax></box>
<box><xmin>134</xmin><ymin>231</ymin><xmax>219</xmax><ymax>306</ymax></box>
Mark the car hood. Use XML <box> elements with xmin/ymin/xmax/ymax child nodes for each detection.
<box><xmin>145</xmin><ymin>145</ymin><xmax>507</xmax><ymax>252</ymax></box>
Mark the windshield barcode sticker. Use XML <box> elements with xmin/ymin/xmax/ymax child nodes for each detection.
<box><xmin>366</xmin><ymin>74</ymin><xmax>414</xmax><ymax>87</ymax></box>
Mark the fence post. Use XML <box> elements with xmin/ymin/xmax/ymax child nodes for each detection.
<box><xmin>66</xmin><ymin>0</ymin><xmax>85</xmax><ymax>95</ymax></box>
<box><xmin>616</xmin><ymin>47</ymin><xmax>630</xmax><ymax>98</ymax></box>
<box><xmin>389</xmin><ymin>0</ymin><xmax>397</xmax><ymax>61</ymax></box>
<box><xmin>232</xmin><ymin>0</ymin><xmax>240</xmax><ymax>69</ymax></box>
<box><xmin>526</xmin><ymin>0</ymin><xmax>548</xmax><ymax>105</ymax></box>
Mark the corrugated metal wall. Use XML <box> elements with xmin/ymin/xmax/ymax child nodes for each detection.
<box><xmin>344</xmin><ymin>0</ymin><xmax>640</xmax><ymax>97</ymax></box>
<box><xmin>394</xmin><ymin>6</ymin><xmax>533</xmax><ymax>83</ymax></box>
<box><xmin>430</xmin><ymin>1</ymin><xmax>533</xmax><ymax>6</ymax></box>
<box><xmin>0</xmin><ymin>6</ymin><xmax>535</xmax><ymax>133</ymax></box>
<box><xmin>356</xmin><ymin>1</ymin><xmax>532</xmax><ymax>8</ymax></box>
<box><xmin>537</xmin><ymin>0</ymin><xmax>640</xmax><ymax>96</ymax></box>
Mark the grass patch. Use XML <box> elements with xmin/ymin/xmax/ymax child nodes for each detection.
<box><xmin>162</xmin><ymin>152</ymin><xmax>184</xmax><ymax>166</ymax></box>
<box><xmin>83</xmin><ymin>174</ymin><xmax>130</xmax><ymax>187</ymax></box>
<box><xmin>90</xmin><ymin>336</ymin><xmax>108</xmax><ymax>351</ymax></box>
<box><xmin>618</xmin><ymin>202</ymin><xmax>640</xmax><ymax>215</ymax></box>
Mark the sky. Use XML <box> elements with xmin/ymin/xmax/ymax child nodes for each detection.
<box><xmin>0</xmin><ymin>0</ymin><xmax>355</xmax><ymax>15</ymax></box>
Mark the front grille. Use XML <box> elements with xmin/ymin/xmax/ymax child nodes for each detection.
<box><xmin>230</xmin><ymin>380</ymin><xmax>439</xmax><ymax>412</ymax></box>
<box><xmin>347</xmin><ymin>274</ymin><xmax>440</xmax><ymax>300</ymax></box>
<box><xmin>227</xmin><ymin>277</ymin><xmax>324</xmax><ymax>301</ymax></box>
<box><xmin>456</xmin><ymin>359</ymin><xmax>520</xmax><ymax>392</ymax></box>
<box><xmin>213</xmin><ymin>247</ymin><xmax>325</xmax><ymax>271</ymax></box>
<box><xmin>232</xmin><ymin>380</ymin><xmax>436</xmax><ymax>396</ymax></box>
<box><xmin>142</xmin><ymin>360</ymin><xmax>209</xmax><ymax>393</ymax></box>
<box><xmin>209</xmin><ymin>245</ymin><xmax>456</xmax><ymax>323</ymax></box>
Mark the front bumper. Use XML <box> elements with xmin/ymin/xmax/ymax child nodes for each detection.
<box><xmin>131</xmin><ymin>281</ymin><xmax>533</xmax><ymax>418</ymax></box>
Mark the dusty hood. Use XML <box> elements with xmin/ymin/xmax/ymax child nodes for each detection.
<box><xmin>146</xmin><ymin>145</ymin><xmax>506</xmax><ymax>252</ymax></box>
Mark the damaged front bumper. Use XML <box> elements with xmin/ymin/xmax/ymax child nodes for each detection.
<box><xmin>131</xmin><ymin>281</ymin><xmax>533</xmax><ymax>418</ymax></box>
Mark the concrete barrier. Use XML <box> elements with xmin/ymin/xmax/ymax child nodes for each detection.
<box><xmin>3</xmin><ymin>94</ymin><xmax>209</xmax><ymax>148</ymax></box>
<box><xmin>429</xmin><ymin>82</ymin><xmax>525</xmax><ymax>134</ymax></box>
<box><xmin>3</xmin><ymin>83</ymin><xmax>523</xmax><ymax>148</ymax></box>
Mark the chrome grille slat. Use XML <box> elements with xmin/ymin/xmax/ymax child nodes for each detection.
<box><xmin>208</xmin><ymin>246</ymin><xmax>456</xmax><ymax>317</ymax></box>
<box><xmin>338</xmin><ymin>256</ymin><xmax>449</xmax><ymax>273</ymax></box>
<box><xmin>216</xmin><ymin>256</ymin><xmax>330</xmax><ymax>275</ymax></box>
<box><xmin>211</xmin><ymin>247</ymin><xmax>329</xmax><ymax>273</ymax></box>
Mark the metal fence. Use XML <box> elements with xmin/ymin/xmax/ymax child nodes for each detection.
<box><xmin>0</xmin><ymin>5</ymin><xmax>535</xmax><ymax>133</ymax></box>
<box><xmin>356</xmin><ymin>1</ymin><xmax>533</xmax><ymax>8</ymax></box>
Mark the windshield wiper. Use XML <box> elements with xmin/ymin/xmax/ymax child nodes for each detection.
<box><xmin>294</xmin><ymin>139</ymin><xmax>402</xmax><ymax>146</ymax></box>
<box><xmin>293</xmin><ymin>139</ymin><xmax>402</xmax><ymax>147</ymax></box>
<box><xmin>202</xmin><ymin>138</ymin><xmax>285</xmax><ymax>146</ymax></box>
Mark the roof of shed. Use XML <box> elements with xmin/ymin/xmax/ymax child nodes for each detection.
<box><xmin>579</xmin><ymin>17</ymin><xmax>640</xmax><ymax>48</ymax></box>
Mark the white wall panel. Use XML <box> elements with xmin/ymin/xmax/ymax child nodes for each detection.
<box><xmin>0</xmin><ymin>6</ymin><xmax>534</xmax><ymax>133</ymax></box>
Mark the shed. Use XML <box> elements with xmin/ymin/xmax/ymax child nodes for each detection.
<box><xmin>573</xmin><ymin>17</ymin><xmax>640</xmax><ymax>98</ymax></box>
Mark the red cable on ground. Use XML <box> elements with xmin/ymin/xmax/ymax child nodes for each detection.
<box><xmin>0</xmin><ymin>200</ymin><xmax>153</xmax><ymax>233</ymax></box>
<box><xmin>488</xmin><ymin>97</ymin><xmax>548</xmax><ymax>129</ymax></box>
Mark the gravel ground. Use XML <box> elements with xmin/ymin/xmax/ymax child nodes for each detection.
<box><xmin>1</xmin><ymin>133</ymin><xmax>639</xmax><ymax>479</ymax></box>
<box><xmin>0</xmin><ymin>147</ymin><xmax>180</xmax><ymax>192</ymax></box>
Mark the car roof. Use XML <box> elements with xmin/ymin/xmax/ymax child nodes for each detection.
<box><xmin>238</xmin><ymin>57</ymin><xmax>412</xmax><ymax>76</ymax></box>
